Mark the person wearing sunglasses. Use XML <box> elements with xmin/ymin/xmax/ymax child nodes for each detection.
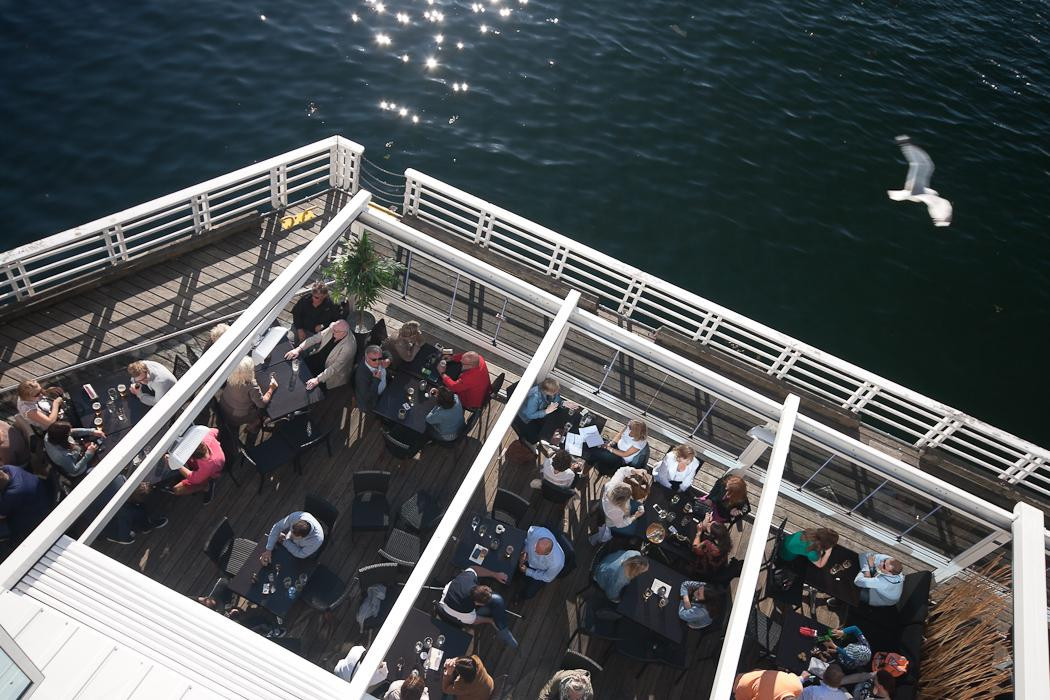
<box><xmin>291</xmin><ymin>281</ymin><xmax>343</xmax><ymax>342</ymax></box>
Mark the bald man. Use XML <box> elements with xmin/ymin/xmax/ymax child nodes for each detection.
<box><xmin>439</xmin><ymin>350</ymin><xmax>492</xmax><ymax>410</ymax></box>
<box><xmin>285</xmin><ymin>319</ymin><xmax>356</xmax><ymax>390</ymax></box>
<box><xmin>518</xmin><ymin>525</ymin><xmax>565</xmax><ymax>600</ymax></box>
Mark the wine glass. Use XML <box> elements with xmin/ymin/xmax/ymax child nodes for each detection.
<box><xmin>414</xmin><ymin>641</ymin><xmax>423</xmax><ymax>654</ymax></box>
<box><xmin>470</xmin><ymin>515</ymin><xmax>480</xmax><ymax>530</ymax></box>
<box><xmin>642</xmin><ymin>588</ymin><xmax>653</xmax><ymax>601</ymax></box>
<box><xmin>117</xmin><ymin>384</ymin><xmax>127</xmax><ymax>399</ymax></box>
<box><xmin>107</xmin><ymin>388</ymin><xmax>117</xmax><ymax>403</ymax></box>
<box><xmin>423</xmin><ymin>637</ymin><xmax>433</xmax><ymax>650</ymax></box>
<box><xmin>478</xmin><ymin>524</ymin><xmax>487</xmax><ymax>537</ymax></box>
<box><xmin>504</xmin><ymin>545</ymin><xmax>514</xmax><ymax>559</ymax></box>
<box><xmin>436</xmin><ymin>634</ymin><xmax>445</xmax><ymax>648</ymax></box>
<box><xmin>658</xmin><ymin>596</ymin><xmax>668</xmax><ymax>608</ymax></box>
<box><xmin>670</xmin><ymin>494</ymin><xmax>680</xmax><ymax>505</ymax></box>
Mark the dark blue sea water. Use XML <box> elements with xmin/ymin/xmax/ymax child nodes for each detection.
<box><xmin>2</xmin><ymin>1</ymin><xmax>1048</xmax><ymax>444</ymax></box>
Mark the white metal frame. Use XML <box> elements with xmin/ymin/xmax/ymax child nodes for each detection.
<box><xmin>0</xmin><ymin>622</ymin><xmax>42</xmax><ymax>699</ymax></box>
<box><xmin>1012</xmin><ymin>503</ymin><xmax>1050</xmax><ymax>697</ymax></box>
<box><xmin>0</xmin><ymin>136</ymin><xmax>363</xmax><ymax>307</ymax></box>
<box><xmin>402</xmin><ymin>169</ymin><xmax>1050</xmax><ymax>496</ymax></box>
<box><xmin>711</xmin><ymin>394</ymin><xmax>799</xmax><ymax>698</ymax></box>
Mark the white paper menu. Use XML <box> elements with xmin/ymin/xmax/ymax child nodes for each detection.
<box><xmin>579</xmin><ymin>424</ymin><xmax>604</xmax><ymax>447</ymax></box>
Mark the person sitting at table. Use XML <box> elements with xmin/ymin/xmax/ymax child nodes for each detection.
<box><xmin>219</xmin><ymin>357</ymin><xmax>278</xmax><ymax>431</ymax></box>
<box><xmin>438</xmin><ymin>351</ymin><xmax>491</xmax><ymax>410</ymax></box>
<box><xmin>441</xmin><ymin>655</ymin><xmax>493</xmax><ymax>700</ymax></box>
<box><xmin>692</xmin><ymin>514</ymin><xmax>733</xmax><ymax>579</ymax></box>
<box><xmin>652</xmin><ymin>443</ymin><xmax>700</xmax><ymax>492</ymax></box>
<box><xmin>0</xmin><ymin>464</ymin><xmax>53</xmax><ymax>543</ymax></box>
<box><xmin>44</xmin><ymin>421</ymin><xmax>104</xmax><ymax>479</ymax></box>
<box><xmin>292</xmin><ymin>281</ymin><xmax>343</xmax><ymax>342</ymax></box>
<box><xmin>166</xmin><ymin>427</ymin><xmax>224</xmax><ymax>502</ymax></box>
<box><xmin>384</xmin><ymin>673</ymin><xmax>428</xmax><ymax>700</ymax></box>
<box><xmin>590</xmin><ymin>481</ymin><xmax>646</xmax><ymax>544</ymax></box>
<box><xmin>539</xmin><ymin>668</ymin><xmax>594</xmax><ymax>700</ymax></box>
<box><xmin>285</xmin><ymin>319</ymin><xmax>356</xmax><ymax>392</ymax></box>
<box><xmin>353</xmin><ymin>344</ymin><xmax>391</xmax><ymax>414</ymax></box>
<box><xmin>437</xmin><ymin>566</ymin><xmax>518</xmax><ymax>649</ymax></box>
<box><xmin>513</xmin><ymin>377</ymin><xmax>562</xmax><ymax>444</ymax></box>
<box><xmin>592</xmin><ymin>549</ymin><xmax>649</xmax><ymax>603</ymax></box>
<box><xmin>678</xmin><ymin>580</ymin><xmax>727</xmax><ymax>630</ymax></box>
<box><xmin>779</xmin><ymin>527</ymin><xmax>839</xmax><ymax>569</ymax></box>
<box><xmin>382</xmin><ymin>320</ymin><xmax>426</xmax><ymax>369</ymax></box>
<box><xmin>196</xmin><ymin>578</ymin><xmax>284</xmax><ymax>637</ymax></box>
<box><xmin>517</xmin><ymin>525</ymin><xmax>566</xmax><ymax>600</ymax></box>
<box><xmin>260</xmin><ymin>510</ymin><xmax>324</xmax><ymax>564</ymax></box>
<box><xmin>531</xmin><ymin>448</ymin><xmax>582</xmax><ymax>490</ymax></box>
<box><xmin>800</xmin><ymin>664</ymin><xmax>849</xmax><ymax>700</ymax></box>
<box><xmin>127</xmin><ymin>360</ymin><xmax>178</xmax><ymax>406</ymax></box>
<box><xmin>207</xmin><ymin>323</ymin><xmax>230</xmax><ymax>348</ymax></box>
<box><xmin>333</xmin><ymin>644</ymin><xmax>389</xmax><ymax>689</ymax></box>
<box><xmin>16</xmin><ymin>380</ymin><xmax>65</xmax><ymax>431</ymax></box>
<box><xmin>425</xmin><ymin>386</ymin><xmax>465</xmax><ymax>442</ymax></box>
<box><xmin>851</xmin><ymin>551</ymin><xmax>904</xmax><ymax>607</ymax></box>
<box><xmin>702</xmin><ymin>472</ymin><xmax>751</xmax><ymax>525</ymax></box>
<box><xmin>582</xmin><ymin>418</ymin><xmax>648</xmax><ymax>475</ymax></box>
<box><xmin>820</xmin><ymin>626</ymin><xmax>872</xmax><ymax>674</ymax></box>
<box><xmin>733</xmin><ymin>669</ymin><xmax>804</xmax><ymax>700</ymax></box>
<box><xmin>849</xmin><ymin>669</ymin><xmax>896</xmax><ymax>700</ymax></box>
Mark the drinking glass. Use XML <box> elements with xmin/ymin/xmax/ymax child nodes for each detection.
<box><xmin>92</xmin><ymin>401</ymin><xmax>102</xmax><ymax>415</ymax></box>
<box><xmin>436</xmin><ymin>634</ymin><xmax>445</xmax><ymax>648</ymax></box>
<box><xmin>414</xmin><ymin>642</ymin><xmax>423</xmax><ymax>654</ymax></box>
<box><xmin>93</xmin><ymin>417</ymin><xmax>104</xmax><ymax>428</ymax></box>
<box><xmin>291</xmin><ymin>359</ymin><xmax>300</xmax><ymax>374</ymax></box>
<box><xmin>642</xmin><ymin>588</ymin><xmax>653</xmax><ymax>601</ymax></box>
<box><xmin>117</xmin><ymin>384</ymin><xmax>127</xmax><ymax>399</ymax></box>
<box><xmin>107</xmin><ymin>389</ymin><xmax>117</xmax><ymax>403</ymax></box>
<box><xmin>419</xmin><ymin>380</ymin><xmax>428</xmax><ymax>393</ymax></box>
<box><xmin>297</xmin><ymin>573</ymin><xmax>308</xmax><ymax>587</ymax></box>
<box><xmin>504</xmin><ymin>545</ymin><xmax>514</xmax><ymax>559</ymax></box>
<box><xmin>268</xmin><ymin>572</ymin><xmax>275</xmax><ymax>582</ymax></box>
<box><xmin>670</xmin><ymin>494</ymin><xmax>680</xmax><ymax>505</ymax></box>
<box><xmin>841</xmin><ymin>560</ymin><xmax>852</xmax><ymax>570</ymax></box>
<box><xmin>423</xmin><ymin>637</ymin><xmax>433</xmax><ymax>650</ymax></box>
<box><xmin>116</xmin><ymin>407</ymin><xmax>126</xmax><ymax>421</ymax></box>
<box><xmin>478</xmin><ymin>524</ymin><xmax>487</xmax><ymax>537</ymax></box>
<box><xmin>283</xmin><ymin>577</ymin><xmax>292</xmax><ymax>589</ymax></box>
<box><xmin>658</xmin><ymin>597</ymin><xmax>668</xmax><ymax>608</ymax></box>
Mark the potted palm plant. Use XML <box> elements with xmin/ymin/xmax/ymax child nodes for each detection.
<box><xmin>324</xmin><ymin>231</ymin><xmax>404</xmax><ymax>333</ymax></box>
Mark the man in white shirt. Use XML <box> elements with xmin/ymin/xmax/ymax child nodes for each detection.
<box><xmin>531</xmin><ymin>448</ymin><xmax>581</xmax><ymax>490</ymax></box>
<box><xmin>333</xmin><ymin>645</ymin><xmax>388</xmax><ymax>689</ymax></box>
<box><xmin>127</xmin><ymin>360</ymin><xmax>178</xmax><ymax>406</ymax></box>
<box><xmin>260</xmin><ymin>510</ymin><xmax>324</xmax><ymax>564</ymax></box>
<box><xmin>800</xmin><ymin>663</ymin><xmax>850</xmax><ymax>699</ymax></box>
<box><xmin>518</xmin><ymin>525</ymin><xmax>565</xmax><ymax>600</ymax></box>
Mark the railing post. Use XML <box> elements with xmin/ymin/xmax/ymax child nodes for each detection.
<box><xmin>617</xmin><ymin>276</ymin><xmax>646</xmax><ymax>318</ymax></box>
<box><xmin>474</xmin><ymin>210</ymin><xmax>494</xmax><ymax>246</ymax></box>
<box><xmin>693</xmin><ymin>312</ymin><xmax>721</xmax><ymax>344</ymax></box>
<box><xmin>491</xmin><ymin>297</ymin><xmax>509</xmax><ymax>346</ymax></box>
<box><xmin>1000</xmin><ymin>454</ymin><xmax>1045</xmax><ymax>485</ymax></box>
<box><xmin>270</xmin><ymin>165</ymin><xmax>288</xmax><ymax>209</ymax></box>
<box><xmin>1012</xmin><ymin>502</ymin><xmax>1050</xmax><ymax>697</ymax></box>
<box><xmin>736</xmin><ymin>423</ymin><xmax>776</xmax><ymax>468</ymax></box>
<box><xmin>347</xmin><ymin>147</ymin><xmax>361</xmax><ymax>194</ymax></box>
<box><xmin>400</xmin><ymin>250</ymin><xmax>413</xmax><ymax>299</ymax></box>
<box><xmin>190</xmin><ymin>194</ymin><xmax>211</xmax><ymax>235</ymax></box>
<box><xmin>403</xmin><ymin>175</ymin><xmax>421</xmax><ymax>216</ymax></box>
<box><xmin>932</xmin><ymin>529</ymin><xmax>1012</xmax><ymax>583</ymax></box>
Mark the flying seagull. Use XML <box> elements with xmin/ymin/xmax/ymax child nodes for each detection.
<box><xmin>887</xmin><ymin>135</ymin><xmax>952</xmax><ymax>227</ymax></box>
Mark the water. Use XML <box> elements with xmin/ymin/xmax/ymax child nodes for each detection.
<box><xmin>2</xmin><ymin>1</ymin><xmax>1048</xmax><ymax>444</ymax></box>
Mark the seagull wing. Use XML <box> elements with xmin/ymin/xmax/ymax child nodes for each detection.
<box><xmin>899</xmin><ymin>142</ymin><xmax>934</xmax><ymax>195</ymax></box>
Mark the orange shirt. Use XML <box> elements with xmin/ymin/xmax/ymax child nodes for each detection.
<box><xmin>734</xmin><ymin>670</ymin><xmax>804</xmax><ymax>700</ymax></box>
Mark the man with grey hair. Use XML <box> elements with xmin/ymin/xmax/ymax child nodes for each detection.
<box><xmin>538</xmin><ymin>668</ymin><xmax>593</xmax><ymax>700</ymax></box>
<box><xmin>285</xmin><ymin>319</ymin><xmax>356</xmax><ymax>390</ymax></box>
<box><xmin>354</xmin><ymin>344</ymin><xmax>390</xmax><ymax>413</ymax></box>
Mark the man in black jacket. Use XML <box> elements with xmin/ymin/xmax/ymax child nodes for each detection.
<box><xmin>291</xmin><ymin>282</ymin><xmax>343</xmax><ymax>342</ymax></box>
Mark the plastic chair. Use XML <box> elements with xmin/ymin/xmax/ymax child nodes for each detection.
<box><xmin>491</xmin><ymin>488</ymin><xmax>530</xmax><ymax>528</ymax></box>
<box><xmin>368</xmin><ymin>318</ymin><xmax>388</xmax><ymax>347</ymax></box>
<box><xmin>353</xmin><ymin>562</ymin><xmax>401</xmax><ymax>639</ymax></box>
<box><xmin>301</xmin><ymin>565</ymin><xmax>351</xmax><ymax>614</ymax></box>
<box><xmin>397</xmin><ymin>491</ymin><xmax>443</xmax><ymax>534</ymax></box>
<box><xmin>303</xmin><ymin>494</ymin><xmax>339</xmax><ymax>555</ymax></box>
<box><xmin>379</xmin><ymin>528</ymin><xmax>421</xmax><ymax>567</ymax></box>
<box><xmin>240</xmin><ymin>434</ymin><xmax>297</xmax><ymax>494</ymax></box>
<box><xmin>203</xmin><ymin>517</ymin><xmax>257</xmax><ymax>577</ymax></box>
<box><xmin>351</xmin><ymin>471</ymin><xmax>392</xmax><ymax>533</ymax></box>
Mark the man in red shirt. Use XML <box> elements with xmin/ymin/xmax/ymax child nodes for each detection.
<box><xmin>169</xmin><ymin>427</ymin><xmax>225</xmax><ymax>503</ymax></box>
<box><xmin>440</xmin><ymin>351</ymin><xmax>492</xmax><ymax>410</ymax></box>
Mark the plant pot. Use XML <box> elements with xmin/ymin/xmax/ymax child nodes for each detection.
<box><xmin>350</xmin><ymin>309</ymin><xmax>377</xmax><ymax>335</ymax></box>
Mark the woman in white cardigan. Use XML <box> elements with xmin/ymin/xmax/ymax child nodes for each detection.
<box><xmin>652</xmin><ymin>444</ymin><xmax>700</xmax><ymax>492</ymax></box>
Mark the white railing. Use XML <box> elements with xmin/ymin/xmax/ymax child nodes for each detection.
<box><xmin>0</xmin><ymin>136</ymin><xmax>363</xmax><ymax>307</ymax></box>
<box><xmin>402</xmin><ymin>169</ymin><xmax>1050</xmax><ymax>496</ymax></box>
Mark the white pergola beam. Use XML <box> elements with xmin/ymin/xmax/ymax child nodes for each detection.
<box><xmin>1012</xmin><ymin>502</ymin><xmax>1049</xmax><ymax>698</ymax></box>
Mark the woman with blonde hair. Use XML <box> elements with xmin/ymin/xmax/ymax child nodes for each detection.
<box><xmin>593</xmin><ymin>549</ymin><xmax>649</xmax><ymax>602</ymax></box>
<box><xmin>383</xmin><ymin>320</ymin><xmax>426</xmax><ymax>369</ymax></box>
<box><xmin>514</xmin><ymin>376</ymin><xmax>562</xmax><ymax>444</ymax></box>
<box><xmin>208</xmin><ymin>323</ymin><xmax>230</xmax><ymax>347</ymax></box>
<box><xmin>591</xmin><ymin>481</ymin><xmax>646</xmax><ymax>544</ymax></box>
<box><xmin>653</xmin><ymin>443</ymin><xmax>700</xmax><ymax>492</ymax></box>
<box><xmin>218</xmin><ymin>357</ymin><xmax>277</xmax><ymax>430</ymax></box>
<box><xmin>16</xmin><ymin>379</ymin><xmax>64</xmax><ymax>431</ymax></box>
<box><xmin>583</xmin><ymin>418</ymin><xmax>648</xmax><ymax>476</ymax></box>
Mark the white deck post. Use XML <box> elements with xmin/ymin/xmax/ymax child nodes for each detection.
<box><xmin>1012</xmin><ymin>502</ymin><xmax>1049</xmax><ymax>699</ymax></box>
<box><xmin>345</xmin><ymin>291</ymin><xmax>582</xmax><ymax>699</ymax></box>
<box><xmin>710</xmin><ymin>394</ymin><xmax>800</xmax><ymax>699</ymax></box>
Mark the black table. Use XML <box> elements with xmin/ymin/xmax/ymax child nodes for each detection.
<box><xmin>616</xmin><ymin>557</ymin><xmax>688</xmax><ymax>645</ymax></box>
<box><xmin>255</xmin><ymin>340</ymin><xmax>324</xmax><ymax>420</ymax></box>
<box><xmin>537</xmin><ymin>405</ymin><xmax>607</xmax><ymax>446</ymax></box>
<box><xmin>398</xmin><ymin>343</ymin><xmax>442</xmax><ymax>379</ymax></box>
<box><xmin>775</xmin><ymin>610</ymin><xmax>830</xmax><ymax>674</ymax></box>
<box><xmin>639</xmin><ymin>488</ymin><xmax>710</xmax><ymax>565</ymax></box>
<box><xmin>70</xmin><ymin>369</ymin><xmax>149</xmax><ymax>437</ymax></box>
<box><xmin>451</xmin><ymin>514</ymin><xmax>528</xmax><ymax>582</ymax></box>
<box><xmin>375</xmin><ymin>371</ymin><xmax>438</xmax><ymax>434</ymax></box>
<box><xmin>385</xmin><ymin>607</ymin><xmax>472</xmax><ymax>699</ymax></box>
<box><xmin>228</xmin><ymin>540</ymin><xmax>316</xmax><ymax>617</ymax></box>
<box><xmin>803</xmin><ymin>544</ymin><xmax>861</xmax><ymax>607</ymax></box>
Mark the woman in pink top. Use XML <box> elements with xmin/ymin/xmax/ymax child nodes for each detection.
<box><xmin>171</xmin><ymin>428</ymin><xmax>224</xmax><ymax>499</ymax></box>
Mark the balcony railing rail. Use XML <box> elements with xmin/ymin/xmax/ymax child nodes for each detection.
<box><xmin>402</xmin><ymin>168</ymin><xmax>1050</xmax><ymax>497</ymax></box>
<box><xmin>0</xmin><ymin>136</ymin><xmax>362</xmax><ymax>308</ymax></box>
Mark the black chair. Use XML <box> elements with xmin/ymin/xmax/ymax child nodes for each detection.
<box><xmin>368</xmin><ymin>318</ymin><xmax>388</xmax><ymax>347</ymax></box>
<box><xmin>574</xmin><ymin>541</ymin><xmax>610</xmax><ymax>599</ymax></box>
<box><xmin>491</xmin><ymin>488</ymin><xmax>530</xmax><ymax>528</ymax></box>
<box><xmin>353</xmin><ymin>562</ymin><xmax>401</xmax><ymax>640</ymax></box>
<box><xmin>278</xmin><ymin>415</ymin><xmax>333</xmax><ymax>476</ymax></box>
<box><xmin>203</xmin><ymin>517</ymin><xmax>257</xmax><ymax>577</ymax></box>
<box><xmin>551</xmin><ymin>528</ymin><xmax>577</xmax><ymax>580</ymax></box>
<box><xmin>213</xmin><ymin>416</ymin><xmax>242</xmax><ymax>486</ymax></box>
<box><xmin>568</xmin><ymin>592</ymin><xmax>621</xmax><ymax>645</ymax></box>
<box><xmin>540</xmin><ymin>479</ymin><xmax>576</xmax><ymax>508</ymax></box>
<box><xmin>561</xmin><ymin>648</ymin><xmax>604</xmax><ymax>676</ymax></box>
<box><xmin>381</xmin><ymin>429</ymin><xmax>419</xmax><ymax>460</ymax></box>
<box><xmin>378</xmin><ymin>527</ymin><xmax>421</xmax><ymax>567</ymax></box>
<box><xmin>184</xmin><ymin>341</ymin><xmax>201</xmax><ymax>364</ymax></box>
<box><xmin>302</xmin><ymin>565</ymin><xmax>351</xmax><ymax>618</ymax></box>
<box><xmin>172</xmin><ymin>354</ymin><xmax>192</xmax><ymax>379</ymax></box>
<box><xmin>743</xmin><ymin>608</ymin><xmax>782</xmax><ymax>667</ymax></box>
<box><xmin>397</xmin><ymin>491</ymin><xmax>443</xmax><ymax>534</ymax></box>
<box><xmin>475</xmin><ymin>371</ymin><xmax>506</xmax><ymax>424</ymax></box>
<box><xmin>303</xmin><ymin>494</ymin><xmax>339</xmax><ymax>555</ymax></box>
<box><xmin>351</xmin><ymin>471</ymin><xmax>392</xmax><ymax>533</ymax></box>
<box><xmin>240</xmin><ymin>434</ymin><xmax>298</xmax><ymax>494</ymax></box>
